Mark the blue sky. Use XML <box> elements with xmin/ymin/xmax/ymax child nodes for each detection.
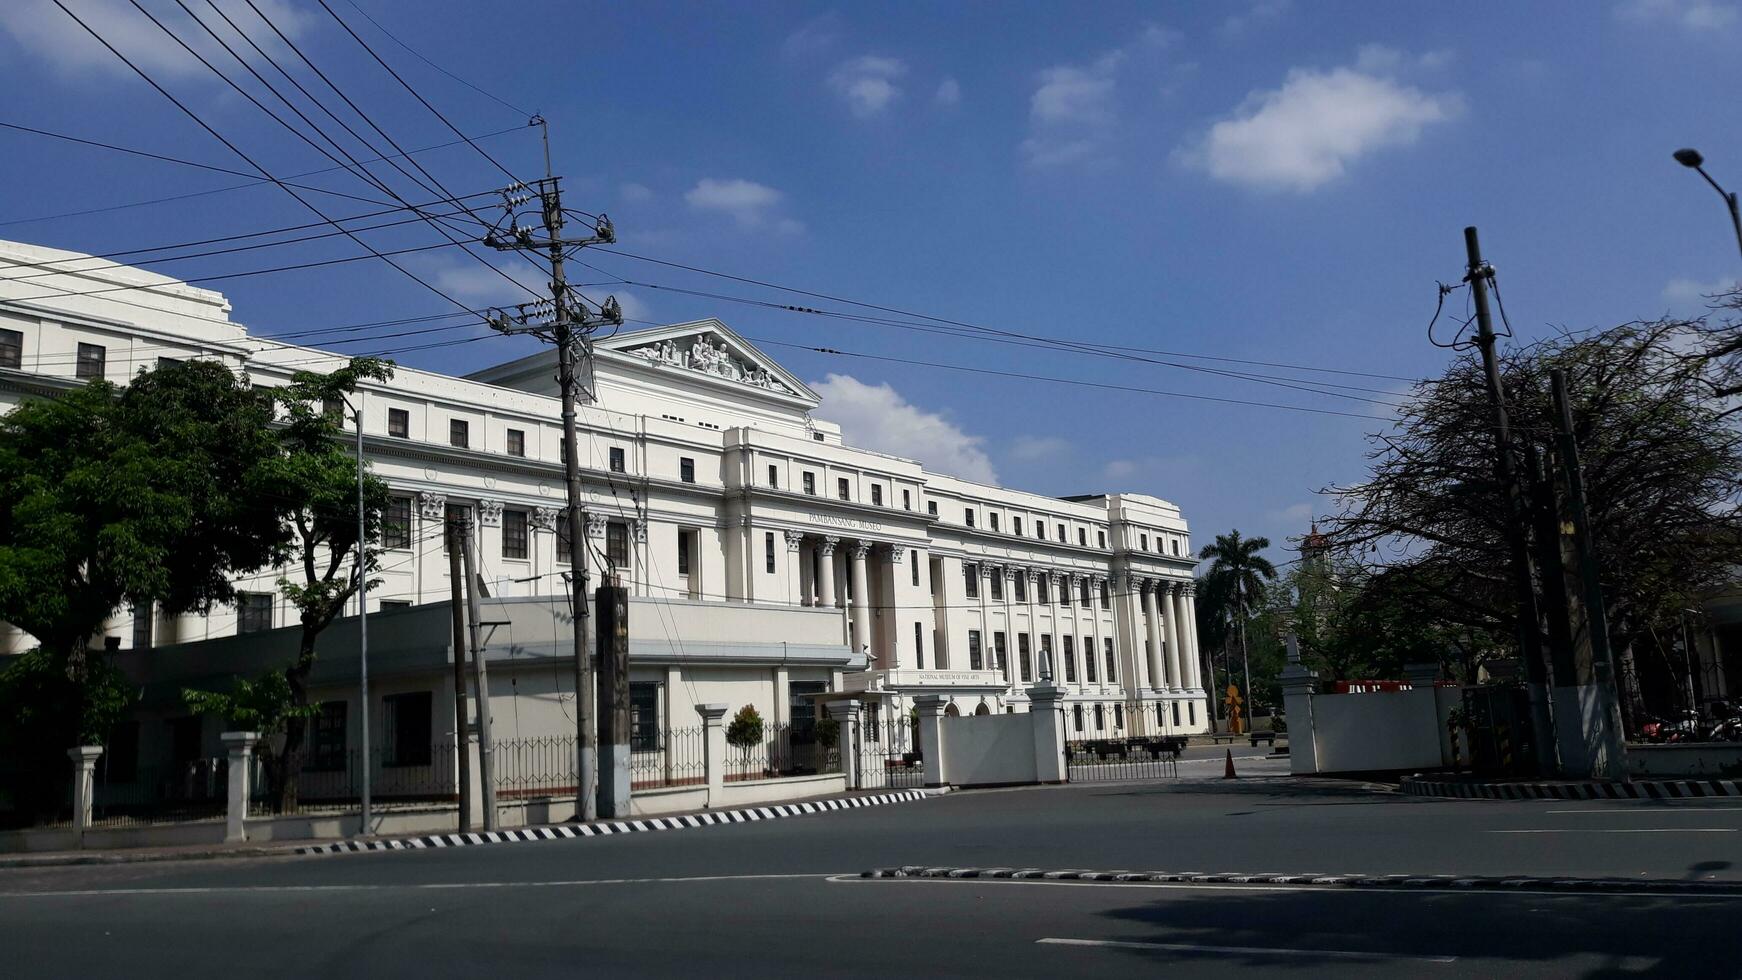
<box><xmin>2</xmin><ymin>0</ymin><xmax>1739</xmax><ymax>562</ymax></box>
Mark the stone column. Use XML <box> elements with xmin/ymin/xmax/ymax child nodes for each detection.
<box><xmin>1023</xmin><ymin>568</ymin><xmax>1040</xmax><ymax>688</ymax></box>
<box><xmin>67</xmin><ymin>746</ymin><xmax>103</xmax><ymax>843</ymax></box>
<box><xmin>1056</xmin><ymin>573</ymin><xmax>1074</xmax><ymax>685</ymax></box>
<box><xmin>1000</xmin><ymin>565</ymin><xmax>1017</xmax><ymax>690</ymax></box>
<box><xmin>784</xmin><ymin>530</ymin><xmax>805</xmax><ymax>606</ymax></box>
<box><xmin>848</xmin><ymin>540</ymin><xmax>872</xmax><ymax>658</ymax></box>
<box><xmin>1144</xmin><ymin>580</ymin><xmax>1169</xmax><ymax>692</ymax></box>
<box><xmin>1179</xmin><ymin>583</ymin><xmax>1202</xmax><ymax>690</ymax></box>
<box><xmin>697</xmin><ymin>703</ymin><xmax>728</xmax><ymax>808</ymax></box>
<box><xmin>828</xmin><ymin>700</ymin><xmax>862</xmax><ymax>790</ymax></box>
<box><xmin>1089</xmin><ymin>574</ymin><xmax>1107</xmax><ymax>691</ymax></box>
<box><xmin>1165</xmin><ymin>582</ymin><xmax>1188</xmax><ymax>693</ymax></box>
<box><xmin>220</xmin><ymin>731</ymin><xmax>258</xmax><ymax>843</ymax></box>
<box><xmin>882</xmin><ymin>544</ymin><xmax>906</xmax><ymax>668</ymax></box>
<box><xmin>915</xmin><ymin>694</ymin><xmax>949</xmax><ymax>788</ymax></box>
<box><xmin>817</xmin><ymin>536</ymin><xmax>839</xmax><ymax>608</ymax></box>
<box><xmin>1026</xmin><ymin>683</ymin><xmax>1068</xmax><ymax>783</ymax></box>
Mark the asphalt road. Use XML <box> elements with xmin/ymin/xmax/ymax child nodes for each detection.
<box><xmin>4</xmin><ymin>773</ymin><xmax>1740</xmax><ymax>978</ymax></box>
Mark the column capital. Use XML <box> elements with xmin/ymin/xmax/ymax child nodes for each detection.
<box><xmin>1023</xmin><ymin>567</ymin><xmax>1041</xmax><ymax>583</ymax></box>
<box><xmin>477</xmin><ymin>499</ymin><xmax>504</xmax><ymax>527</ymax></box>
<box><xmin>914</xmin><ymin>693</ymin><xmax>949</xmax><ymax>718</ymax></box>
<box><xmin>881</xmin><ymin>543</ymin><xmax>906</xmax><ymax>563</ymax></box>
<box><xmin>818</xmin><ymin>535</ymin><xmax>840</xmax><ymax>556</ymax></box>
<box><xmin>826</xmin><ymin>700</ymin><xmax>863</xmax><ymax>721</ymax></box>
<box><xmin>980</xmin><ymin>561</ymin><xmax>1001</xmax><ymax>578</ymax></box>
<box><xmin>1180</xmin><ymin>580</ymin><xmax>1196</xmax><ymax>597</ymax></box>
<box><xmin>220</xmin><ymin>731</ymin><xmax>260</xmax><ymax>753</ymax></box>
<box><xmin>632</xmin><ymin>518</ymin><xmax>649</xmax><ymax>544</ymax></box>
<box><xmin>784</xmin><ymin>529</ymin><xmax>806</xmax><ymax>552</ymax></box>
<box><xmin>585</xmin><ymin>513</ymin><xmax>610</xmax><ymax>538</ymax></box>
<box><xmin>417</xmin><ymin>491</ymin><xmax>446</xmax><ymax>519</ymax></box>
<box><xmin>849</xmin><ymin>539</ymin><xmax>874</xmax><ymax>561</ymax></box>
<box><xmin>67</xmin><ymin>745</ymin><xmax>104</xmax><ymax>766</ymax></box>
<box><xmin>531</xmin><ymin>507</ymin><xmax>559</xmax><ymax>531</ymax></box>
<box><xmin>696</xmin><ymin>703</ymin><xmax>729</xmax><ymax>724</ymax></box>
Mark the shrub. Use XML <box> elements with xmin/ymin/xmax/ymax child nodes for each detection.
<box><xmin>725</xmin><ymin>704</ymin><xmax>764</xmax><ymax>751</ymax></box>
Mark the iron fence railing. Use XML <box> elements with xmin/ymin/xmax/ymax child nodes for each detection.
<box><xmin>249</xmin><ymin>742</ymin><xmax>460</xmax><ymax>816</ymax></box>
<box><xmin>857</xmin><ymin>720</ymin><xmax>923</xmax><ymax>789</ymax></box>
<box><xmin>630</xmin><ymin>726</ymin><xmax>707</xmax><ymax>790</ymax></box>
<box><xmin>1065</xmin><ymin>736</ymin><xmax>1183</xmax><ymax>781</ymax></box>
<box><xmin>724</xmin><ymin>723</ymin><xmax>839</xmax><ymax>782</ymax></box>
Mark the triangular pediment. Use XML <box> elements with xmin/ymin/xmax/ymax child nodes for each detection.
<box><xmin>597</xmin><ymin>319</ymin><xmax>816</xmax><ymax>403</ymax></box>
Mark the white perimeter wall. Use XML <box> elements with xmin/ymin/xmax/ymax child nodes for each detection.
<box><xmin>938</xmin><ymin>713</ymin><xmax>1041</xmax><ymax>786</ymax></box>
<box><xmin>1293</xmin><ymin>687</ymin><xmax>1457</xmax><ymax>775</ymax></box>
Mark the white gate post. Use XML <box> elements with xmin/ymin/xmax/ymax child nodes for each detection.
<box><xmin>696</xmin><ymin>704</ymin><xmax>727</xmax><ymax>808</ymax></box>
<box><xmin>220</xmin><ymin>732</ymin><xmax>258</xmax><ymax>843</ymax></box>
<box><xmin>828</xmin><ymin>701</ymin><xmax>862</xmax><ymax>790</ymax></box>
<box><xmin>1025</xmin><ymin>684</ymin><xmax>1068</xmax><ymax>783</ymax></box>
<box><xmin>67</xmin><ymin>746</ymin><xmax>103</xmax><ymax>845</ymax></box>
<box><xmin>915</xmin><ymin>695</ymin><xmax>948</xmax><ymax>788</ymax></box>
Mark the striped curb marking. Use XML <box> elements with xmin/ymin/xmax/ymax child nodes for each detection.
<box><xmin>294</xmin><ymin>790</ymin><xmax>931</xmax><ymax>856</ymax></box>
<box><xmin>1402</xmin><ymin>776</ymin><xmax>1742</xmax><ymax>801</ymax></box>
<box><xmin>858</xmin><ymin>866</ymin><xmax>1742</xmax><ymax>895</ymax></box>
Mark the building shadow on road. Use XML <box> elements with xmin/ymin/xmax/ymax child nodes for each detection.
<box><xmin>1082</xmin><ymin>884</ymin><xmax>1733</xmax><ymax>977</ymax></box>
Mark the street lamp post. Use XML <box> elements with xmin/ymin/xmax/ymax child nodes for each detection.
<box><xmin>1674</xmin><ymin>148</ymin><xmax>1742</xmax><ymax>264</ymax></box>
<box><xmin>350</xmin><ymin>392</ymin><xmax>371</xmax><ymax>837</ymax></box>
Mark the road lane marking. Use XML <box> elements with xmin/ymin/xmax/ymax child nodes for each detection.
<box><xmin>830</xmin><ymin>874</ymin><xmax>1742</xmax><ymax>900</ymax></box>
<box><xmin>1037</xmin><ymin>937</ymin><xmax>1457</xmax><ymax>963</ymax></box>
<box><xmin>0</xmin><ymin>872</ymin><xmax>832</xmax><ymax>900</ymax></box>
<box><xmin>1490</xmin><ymin>828</ymin><xmax>1739</xmax><ymax>834</ymax></box>
<box><xmin>1544</xmin><ymin>807</ymin><xmax>1742</xmax><ymax>814</ymax></box>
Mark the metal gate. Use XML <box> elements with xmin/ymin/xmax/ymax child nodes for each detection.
<box><xmin>1065</xmin><ymin>735</ymin><xmax>1183</xmax><ymax>781</ymax></box>
<box><xmin>857</xmin><ymin>712</ymin><xmax>923</xmax><ymax>789</ymax></box>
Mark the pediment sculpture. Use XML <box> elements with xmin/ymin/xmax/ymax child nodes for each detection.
<box><xmin>626</xmin><ymin>333</ymin><xmax>795</xmax><ymax>395</ymax></box>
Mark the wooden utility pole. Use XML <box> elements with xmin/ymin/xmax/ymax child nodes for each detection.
<box><xmin>459</xmin><ymin>519</ymin><xmax>498</xmax><ymax>830</ymax></box>
<box><xmin>445</xmin><ymin>518</ymin><xmax>472</xmax><ymax>831</ymax></box>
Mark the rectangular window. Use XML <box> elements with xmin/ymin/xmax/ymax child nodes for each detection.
<box><xmin>1013</xmin><ymin>516</ymin><xmax>1023</xmax><ymax>536</ymax></box>
<box><xmin>1014</xmin><ymin>572</ymin><xmax>1027</xmax><ymax>602</ymax></box>
<box><xmin>1100</xmin><ymin>580</ymin><xmax>1110</xmax><ymax>609</ymax></box>
<box><xmin>0</xmin><ymin>328</ymin><xmax>20</xmax><ymax>369</ymax></box>
<box><xmin>927</xmin><ymin>500</ymin><xmax>938</xmax><ymax>516</ymax></box>
<box><xmin>803</xmin><ymin>472</ymin><xmax>816</xmax><ymax>496</ymax></box>
<box><xmin>237</xmin><ymin>592</ymin><xmax>273</xmax><ymax>634</ymax></box>
<box><xmin>381</xmin><ymin>600</ymin><xmax>411</xmax><ymax>611</ymax></box>
<box><xmin>963</xmin><ymin>563</ymin><xmax>978</xmax><ymax>599</ymax></box>
<box><xmin>965</xmin><ymin>509</ymin><xmax>975</xmax><ymax>528</ymax></box>
<box><xmin>1084</xmin><ymin>638</ymin><xmax>1098</xmax><ymax>682</ymax></box>
<box><xmin>388</xmin><ymin>408</ymin><xmax>409</xmax><ymax>438</ymax></box>
<box><xmin>910</xmin><ymin>551</ymin><xmax>919</xmax><ymax>587</ymax></box>
<box><xmin>606</xmin><ymin>521</ymin><xmax>629</xmax><ymax>570</ymax></box>
<box><xmin>1105</xmin><ymin>638</ymin><xmax>1117</xmax><ymax>684</ymax></box>
<box><xmin>967</xmin><ymin>629</ymin><xmax>983</xmax><ymax>670</ymax></box>
<box><xmin>132</xmin><ymin>603</ymin><xmax>152</xmax><ymax>650</ymax></box>
<box><xmin>677</xmin><ymin>529</ymin><xmax>692</xmax><ymax>576</ymax></box>
<box><xmin>557</xmin><ymin>509</ymin><xmax>573</xmax><ymax>563</ymax></box>
<box><xmin>1057</xmin><ymin>523</ymin><xmax>1065</xmax><ymax>541</ymax></box>
<box><xmin>1040</xmin><ymin>635</ymin><xmax>1054</xmax><ymax>680</ymax></box>
<box><xmin>1114</xmin><ymin>703</ymin><xmax>1123</xmax><ymax>728</ymax></box>
<box><xmin>609</xmin><ymin>447</ymin><xmax>626</xmax><ymax>473</ymax></box>
<box><xmin>914</xmin><ymin>622</ymin><xmax>925</xmax><ymax>670</ymax></box>
<box><xmin>630</xmin><ymin>683</ymin><xmax>661</xmax><ymax>752</ymax></box>
<box><xmin>1038</xmin><ymin>522</ymin><xmax>1047</xmax><ymax>540</ymax></box>
<box><xmin>382</xmin><ymin>692</ymin><xmax>433</xmax><ymax>767</ymax></box>
<box><xmin>768</xmin><ymin>464</ymin><xmax>778</xmax><ymax>488</ymax></box>
<box><xmin>506</xmin><ymin>428</ymin><xmax>525</xmax><ymax>457</ymax></box>
<box><xmin>1098</xmin><ymin>530</ymin><xmax>1106</xmax><ymax>549</ymax></box>
<box><xmin>1037</xmin><ymin>574</ymin><xmax>1049</xmax><ymax>605</ymax></box>
<box><xmin>990</xmin><ymin>512</ymin><xmax>1000</xmax><ymax>532</ymax></box>
<box><xmin>502</xmin><ymin>509</ymin><xmax>528</xmax><ymax>560</ymax></box>
<box><xmin>384</xmin><ymin>495</ymin><xmax>412</xmax><ymax>549</ymax></box>
<box><xmin>306</xmin><ymin>702</ymin><xmax>347</xmax><ymax>771</ymax></box>
<box><xmin>993</xmin><ymin>631</ymin><xmax>1007</xmax><ymax>674</ymax></box>
<box><xmin>679</xmin><ymin>456</ymin><xmax>696</xmax><ymax>484</ymax></box>
<box><xmin>1063</xmin><ymin>636</ymin><xmax>1077</xmax><ymax>683</ymax></box>
<box><xmin>902</xmin><ymin>489</ymin><xmax>911</xmax><ymax>511</ymax></box>
<box><xmin>449</xmin><ymin>419</ymin><xmax>469</xmax><ymax>449</ymax></box>
<box><xmin>443</xmin><ymin>503</ymin><xmax>471</xmax><ymax>555</ymax></box>
<box><xmin>837</xmin><ymin>477</ymin><xmax>851</xmax><ymax>501</ymax></box>
<box><xmin>989</xmin><ymin>570</ymin><xmax>1003</xmax><ymax>601</ymax></box>
<box><xmin>764</xmin><ymin>531</ymin><xmax>775</xmax><ymax>574</ymax></box>
<box><xmin>1080</xmin><ymin>578</ymin><xmax>1092</xmax><ymax>607</ymax></box>
<box><xmin>1078</xmin><ymin>528</ymin><xmax>1087</xmax><ymax>547</ymax></box>
<box><xmin>1187</xmin><ymin>702</ymin><xmax>1194</xmax><ymax>726</ymax></box>
<box><xmin>1141</xmin><ymin>533</ymin><xmax>1149</xmax><ymax>551</ymax></box>
<box><xmin>871</xmin><ymin>484</ymin><xmax>883</xmax><ymax>506</ymax></box>
<box><xmin>1073</xmin><ymin>705</ymin><xmax>1084</xmax><ymax>733</ymax></box>
<box><xmin>75</xmin><ymin>342</ymin><xmax>105</xmax><ymax>380</ymax></box>
<box><xmin>1018</xmin><ymin>633</ymin><xmax>1033</xmax><ymax>683</ymax></box>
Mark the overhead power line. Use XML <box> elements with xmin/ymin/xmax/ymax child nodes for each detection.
<box><xmin>337</xmin><ymin>0</ymin><xmax>534</xmax><ymax>118</ymax></box>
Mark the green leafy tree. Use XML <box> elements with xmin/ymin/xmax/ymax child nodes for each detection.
<box><xmin>182</xmin><ymin>672</ymin><xmax>319</xmax><ymax>742</ymax></box>
<box><xmin>1196</xmin><ymin>530</ymin><xmax>1278</xmax><ymax>724</ymax></box>
<box><xmin>726</xmin><ymin>704</ymin><xmax>765</xmax><ymax>769</ymax></box>
<box><xmin>0</xmin><ymin>361</ymin><xmax>286</xmax><ymax>759</ymax></box>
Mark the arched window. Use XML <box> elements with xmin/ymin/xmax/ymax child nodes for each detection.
<box><xmin>945</xmin><ymin>702</ymin><xmax>961</xmax><ymax>718</ymax></box>
<box><xmin>974</xmin><ymin>702</ymin><xmax>991</xmax><ymax>716</ymax></box>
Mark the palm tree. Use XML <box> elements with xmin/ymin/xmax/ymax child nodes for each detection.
<box><xmin>1198</xmin><ymin>531</ymin><xmax>1278</xmax><ymax>730</ymax></box>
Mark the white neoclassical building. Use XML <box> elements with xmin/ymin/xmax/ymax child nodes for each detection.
<box><xmin>0</xmin><ymin>239</ymin><xmax>1210</xmax><ymax>763</ymax></box>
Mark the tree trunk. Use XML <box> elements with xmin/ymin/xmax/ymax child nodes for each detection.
<box><xmin>274</xmin><ymin>627</ymin><xmax>319</xmax><ymax>813</ymax></box>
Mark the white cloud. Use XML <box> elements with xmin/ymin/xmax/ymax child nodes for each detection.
<box><xmin>1103</xmin><ymin>459</ymin><xmax>1139</xmax><ymax>480</ymax></box>
<box><xmin>1354</xmin><ymin>44</ymin><xmax>1455</xmax><ymax>74</ymax></box>
<box><xmin>1219</xmin><ymin>0</ymin><xmax>1290</xmax><ymax>38</ymax></box>
<box><xmin>828</xmin><ymin>55</ymin><xmax>907</xmax><ymax>117</ymax></box>
<box><xmin>811</xmin><ymin>374</ymin><xmax>997</xmax><ymax>483</ymax></box>
<box><xmin>783</xmin><ymin>13</ymin><xmax>841</xmax><ymax>58</ymax></box>
<box><xmin>1009</xmin><ymin>435</ymin><xmax>1070</xmax><ymax>463</ymax></box>
<box><xmin>934</xmin><ymin>76</ymin><xmax>961</xmax><ymax>107</ymax></box>
<box><xmin>1664</xmin><ymin>276</ymin><xmax>1741</xmax><ymax>306</ymax></box>
<box><xmin>1617</xmin><ymin>0</ymin><xmax>1739</xmax><ymax>30</ymax></box>
<box><xmin>684</xmin><ymin>178</ymin><xmax>787</xmax><ymax>227</ymax></box>
<box><xmin>0</xmin><ymin>0</ymin><xmax>314</xmax><ymax>78</ymax></box>
<box><xmin>426</xmin><ymin>259</ymin><xmax>541</xmax><ymax>304</ymax></box>
<box><xmin>619</xmin><ymin>182</ymin><xmax>654</xmax><ymax>203</ymax></box>
<box><xmin>1185</xmin><ymin>59</ymin><xmax>1462</xmax><ymax>192</ymax></box>
<box><xmin>1020</xmin><ymin>26</ymin><xmax>1177</xmax><ymax>169</ymax></box>
<box><xmin>1268</xmin><ymin>502</ymin><xmax>1315</xmax><ymax>525</ymax></box>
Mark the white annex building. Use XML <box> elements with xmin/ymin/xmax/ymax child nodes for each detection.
<box><xmin>0</xmin><ymin>239</ymin><xmax>1210</xmax><ymax>772</ymax></box>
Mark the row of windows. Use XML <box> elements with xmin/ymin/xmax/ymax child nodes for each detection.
<box><xmin>773</xmin><ymin>464</ymin><xmax>912</xmax><ymax>510</ymax></box>
<box><xmin>1136</xmin><ymin>531</ymin><xmax>1189</xmax><ymax>558</ymax></box>
<box><xmin>962</xmin><ymin>563</ymin><xmax>1110</xmax><ymax>608</ymax></box>
<box><xmin>4</xmin><ymin>333</ymin><xmax>108</xmax><ymax>378</ymax></box>
<box><xmin>965</xmin><ymin>628</ymin><xmax>1118</xmax><ymax>685</ymax></box>
<box><xmin>961</xmin><ymin>505</ymin><xmax>1112</xmax><ymax>550</ymax></box>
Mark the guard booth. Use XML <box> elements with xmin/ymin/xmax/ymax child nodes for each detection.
<box><xmin>1462</xmin><ymin>685</ymin><xmax>1540</xmax><ymax>777</ymax></box>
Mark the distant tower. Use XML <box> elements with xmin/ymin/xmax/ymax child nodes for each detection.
<box><xmin>1300</xmin><ymin>522</ymin><xmax>1330</xmax><ymax>572</ymax></box>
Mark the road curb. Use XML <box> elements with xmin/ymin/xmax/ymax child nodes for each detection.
<box><xmin>1401</xmin><ymin>775</ymin><xmax>1742</xmax><ymax>801</ymax></box>
<box><xmin>858</xmin><ymin>865</ymin><xmax>1742</xmax><ymax>895</ymax></box>
<box><xmin>294</xmin><ymin>789</ymin><xmax>935</xmax><ymax>856</ymax></box>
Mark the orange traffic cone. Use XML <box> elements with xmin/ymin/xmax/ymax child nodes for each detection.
<box><xmin>1222</xmin><ymin>748</ymin><xmax>1237</xmax><ymax>780</ymax></box>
